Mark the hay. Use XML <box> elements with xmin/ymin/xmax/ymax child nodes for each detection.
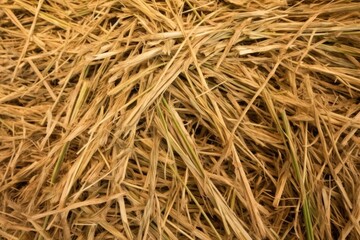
<box><xmin>1</xmin><ymin>0</ymin><xmax>360</xmax><ymax>239</ymax></box>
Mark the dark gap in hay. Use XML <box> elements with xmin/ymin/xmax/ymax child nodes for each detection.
<box><xmin>85</xmin><ymin>64</ymin><xmax>98</xmax><ymax>79</ymax></box>
<box><xmin>14</xmin><ymin>181</ymin><xmax>28</xmax><ymax>193</ymax></box>
<box><xmin>156</xmin><ymin>185</ymin><xmax>170</xmax><ymax>194</ymax></box>
<box><xmin>109</xmin><ymin>199</ymin><xmax>119</xmax><ymax>212</ymax></box>
<box><xmin>122</xmin><ymin>48</ymin><xmax>133</xmax><ymax>60</ymax></box>
<box><xmin>69</xmin><ymin>73</ymin><xmax>80</xmax><ymax>85</ymax></box>
<box><xmin>108</xmin><ymin>16</ymin><xmax>119</xmax><ymax>27</ymax></box>
<box><xmin>192</xmin><ymin>121</ymin><xmax>206</xmax><ymax>137</ymax></box>
<box><xmin>284</xmin><ymin>108</ymin><xmax>296</xmax><ymax>118</ymax></box>
<box><xmin>48</xmin><ymin>78</ymin><xmax>59</xmax><ymax>88</ymax></box>
<box><xmin>247</xmin><ymin>110</ymin><xmax>263</xmax><ymax>124</ymax></box>
<box><xmin>79</xmin><ymin>190</ymin><xmax>89</xmax><ymax>201</ymax></box>
<box><xmin>6</xmin><ymin>98</ymin><xmax>24</xmax><ymax>107</ymax></box>
<box><xmin>114</xmin><ymin>78</ymin><xmax>121</xmax><ymax>86</ymax></box>
<box><xmin>159</xmin><ymin>137</ymin><xmax>169</xmax><ymax>151</ymax></box>
<box><xmin>355</xmin><ymin>95</ymin><xmax>360</xmax><ymax>103</ymax></box>
<box><xmin>174</xmin><ymin>37</ymin><xmax>185</xmax><ymax>46</ymax></box>
<box><xmin>173</xmin><ymin>160</ymin><xmax>191</xmax><ymax>175</ymax></box>
<box><xmin>323</xmin><ymin>74</ymin><xmax>342</xmax><ymax>86</ymax></box>
<box><xmin>206</xmin><ymin>76</ymin><xmax>218</xmax><ymax>87</ymax></box>
<box><xmin>125</xmin><ymin>84</ymin><xmax>140</xmax><ymax>111</ymax></box>
<box><xmin>239</xmin><ymin>38</ymin><xmax>259</xmax><ymax>46</ymax></box>
<box><xmin>68</xmin><ymin>139</ymin><xmax>81</xmax><ymax>153</ymax></box>
<box><xmin>308</xmin><ymin>124</ymin><xmax>319</xmax><ymax>138</ymax></box>
<box><xmin>29</xmin><ymin>45</ymin><xmax>44</xmax><ymax>56</ymax></box>
<box><xmin>85</xmin><ymin>90</ymin><xmax>95</xmax><ymax>105</ymax></box>
<box><xmin>205</xmin><ymin>134</ymin><xmax>222</xmax><ymax>147</ymax></box>
<box><xmin>271</xmin><ymin>80</ymin><xmax>282</xmax><ymax>91</ymax></box>
<box><xmin>72</xmin><ymin>227</ymin><xmax>85</xmax><ymax>239</ymax></box>
<box><xmin>127</xmin><ymin>159</ymin><xmax>143</xmax><ymax>177</ymax></box>
<box><xmin>177</xmin><ymin>72</ymin><xmax>189</xmax><ymax>83</ymax></box>
<box><xmin>66</xmin><ymin>211</ymin><xmax>74</xmax><ymax>225</ymax></box>
<box><xmin>121</xmin><ymin>195</ymin><xmax>132</xmax><ymax>208</ymax></box>
<box><xmin>182</xmin><ymin>2</ymin><xmax>193</xmax><ymax>13</ymax></box>
<box><xmin>283</xmin><ymin>208</ymin><xmax>296</xmax><ymax>226</ymax></box>
<box><xmin>129</xmin><ymin>84</ymin><xmax>140</xmax><ymax>99</ymax></box>
<box><xmin>331</xmin><ymin>222</ymin><xmax>341</xmax><ymax>239</ymax></box>
<box><xmin>237</xmin><ymin>99</ymin><xmax>248</xmax><ymax>107</ymax></box>
<box><xmin>100</xmin><ymin>96</ymin><xmax>111</xmax><ymax>114</ymax></box>
<box><xmin>156</xmin><ymin>7</ymin><xmax>168</xmax><ymax>17</ymax></box>
<box><xmin>216</xmin><ymin>86</ymin><xmax>230</xmax><ymax>101</ymax></box>
<box><xmin>24</xmin><ymin>231</ymin><xmax>36</xmax><ymax>239</ymax></box>
<box><xmin>94</xmin><ymin>225</ymin><xmax>107</xmax><ymax>237</ymax></box>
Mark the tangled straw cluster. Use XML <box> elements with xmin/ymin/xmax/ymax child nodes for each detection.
<box><xmin>1</xmin><ymin>0</ymin><xmax>360</xmax><ymax>239</ymax></box>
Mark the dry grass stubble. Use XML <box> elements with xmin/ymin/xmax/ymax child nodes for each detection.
<box><xmin>0</xmin><ymin>0</ymin><xmax>360</xmax><ymax>239</ymax></box>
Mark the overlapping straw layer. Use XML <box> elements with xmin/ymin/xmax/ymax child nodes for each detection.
<box><xmin>1</xmin><ymin>0</ymin><xmax>360</xmax><ymax>239</ymax></box>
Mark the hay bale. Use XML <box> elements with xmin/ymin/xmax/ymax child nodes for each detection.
<box><xmin>0</xmin><ymin>0</ymin><xmax>359</xmax><ymax>239</ymax></box>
